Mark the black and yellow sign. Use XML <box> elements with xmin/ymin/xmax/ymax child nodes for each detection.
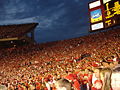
<box><xmin>104</xmin><ymin>0</ymin><xmax>120</xmax><ymax>19</ymax></box>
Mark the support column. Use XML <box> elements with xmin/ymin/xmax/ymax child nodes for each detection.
<box><xmin>31</xmin><ymin>29</ymin><xmax>35</xmax><ymax>41</ymax></box>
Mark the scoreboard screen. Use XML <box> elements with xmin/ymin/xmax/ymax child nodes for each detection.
<box><xmin>90</xmin><ymin>9</ymin><xmax>103</xmax><ymax>23</ymax></box>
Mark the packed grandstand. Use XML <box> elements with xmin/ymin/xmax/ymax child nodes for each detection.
<box><xmin>0</xmin><ymin>23</ymin><xmax>38</xmax><ymax>48</ymax></box>
<box><xmin>0</xmin><ymin>23</ymin><xmax>38</xmax><ymax>39</ymax></box>
<box><xmin>0</xmin><ymin>23</ymin><xmax>120</xmax><ymax>89</ymax></box>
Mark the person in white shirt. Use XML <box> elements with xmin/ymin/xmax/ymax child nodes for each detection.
<box><xmin>0</xmin><ymin>85</ymin><xmax>7</xmax><ymax>90</ymax></box>
<box><xmin>111</xmin><ymin>66</ymin><xmax>120</xmax><ymax>90</ymax></box>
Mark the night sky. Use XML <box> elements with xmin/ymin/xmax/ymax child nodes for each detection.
<box><xmin>0</xmin><ymin>0</ymin><xmax>94</xmax><ymax>43</ymax></box>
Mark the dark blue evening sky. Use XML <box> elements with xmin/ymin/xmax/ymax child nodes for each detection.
<box><xmin>0</xmin><ymin>0</ymin><xmax>94</xmax><ymax>43</ymax></box>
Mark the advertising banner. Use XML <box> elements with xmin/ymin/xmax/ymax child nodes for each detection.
<box><xmin>103</xmin><ymin>0</ymin><xmax>111</xmax><ymax>4</ymax></box>
<box><xmin>91</xmin><ymin>22</ymin><xmax>104</xmax><ymax>30</ymax></box>
<box><xmin>90</xmin><ymin>9</ymin><xmax>103</xmax><ymax>23</ymax></box>
<box><xmin>89</xmin><ymin>0</ymin><xmax>101</xmax><ymax>9</ymax></box>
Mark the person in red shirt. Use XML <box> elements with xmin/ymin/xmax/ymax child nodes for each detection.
<box><xmin>65</xmin><ymin>72</ymin><xmax>81</xmax><ymax>90</ymax></box>
<box><xmin>77</xmin><ymin>70</ymin><xmax>87</xmax><ymax>90</ymax></box>
<box><xmin>35</xmin><ymin>82</ymin><xmax>41</xmax><ymax>90</ymax></box>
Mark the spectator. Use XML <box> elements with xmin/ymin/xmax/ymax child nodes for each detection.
<box><xmin>100</xmin><ymin>68</ymin><xmax>112</xmax><ymax>90</ymax></box>
<box><xmin>111</xmin><ymin>66</ymin><xmax>120</xmax><ymax>90</ymax></box>
<box><xmin>55</xmin><ymin>78</ymin><xmax>72</xmax><ymax>90</ymax></box>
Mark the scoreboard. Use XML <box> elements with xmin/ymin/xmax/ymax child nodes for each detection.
<box><xmin>89</xmin><ymin>0</ymin><xmax>120</xmax><ymax>31</ymax></box>
<box><xmin>104</xmin><ymin>0</ymin><xmax>120</xmax><ymax>28</ymax></box>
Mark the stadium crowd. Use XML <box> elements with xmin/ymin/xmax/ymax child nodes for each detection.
<box><xmin>0</xmin><ymin>28</ymin><xmax>120</xmax><ymax>90</ymax></box>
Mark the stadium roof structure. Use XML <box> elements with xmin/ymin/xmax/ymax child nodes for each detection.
<box><xmin>0</xmin><ymin>23</ymin><xmax>38</xmax><ymax>41</ymax></box>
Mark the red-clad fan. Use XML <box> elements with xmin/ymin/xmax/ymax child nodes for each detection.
<box><xmin>35</xmin><ymin>82</ymin><xmax>41</xmax><ymax>90</ymax></box>
<box><xmin>65</xmin><ymin>72</ymin><xmax>81</xmax><ymax>90</ymax></box>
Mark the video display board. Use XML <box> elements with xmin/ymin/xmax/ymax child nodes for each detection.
<box><xmin>90</xmin><ymin>9</ymin><xmax>103</xmax><ymax>23</ymax></box>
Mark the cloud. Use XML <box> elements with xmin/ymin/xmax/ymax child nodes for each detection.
<box><xmin>35</xmin><ymin>8</ymin><xmax>66</xmax><ymax>29</ymax></box>
<box><xmin>5</xmin><ymin>6</ymin><xmax>25</xmax><ymax>14</ymax></box>
<box><xmin>2</xmin><ymin>0</ymin><xmax>30</xmax><ymax>20</ymax></box>
<box><xmin>0</xmin><ymin>1</ymin><xmax>66</xmax><ymax>30</ymax></box>
<box><xmin>74</xmin><ymin>0</ymin><xmax>79</xmax><ymax>3</ymax></box>
<box><xmin>57</xmin><ymin>3</ymin><xmax>65</xmax><ymax>8</ymax></box>
<box><xmin>0</xmin><ymin>17</ymin><xmax>37</xmax><ymax>25</ymax></box>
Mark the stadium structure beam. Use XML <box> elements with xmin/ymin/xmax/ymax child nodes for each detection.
<box><xmin>0</xmin><ymin>37</ymin><xmax>18</xmax><ymax>41</ymax></box>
